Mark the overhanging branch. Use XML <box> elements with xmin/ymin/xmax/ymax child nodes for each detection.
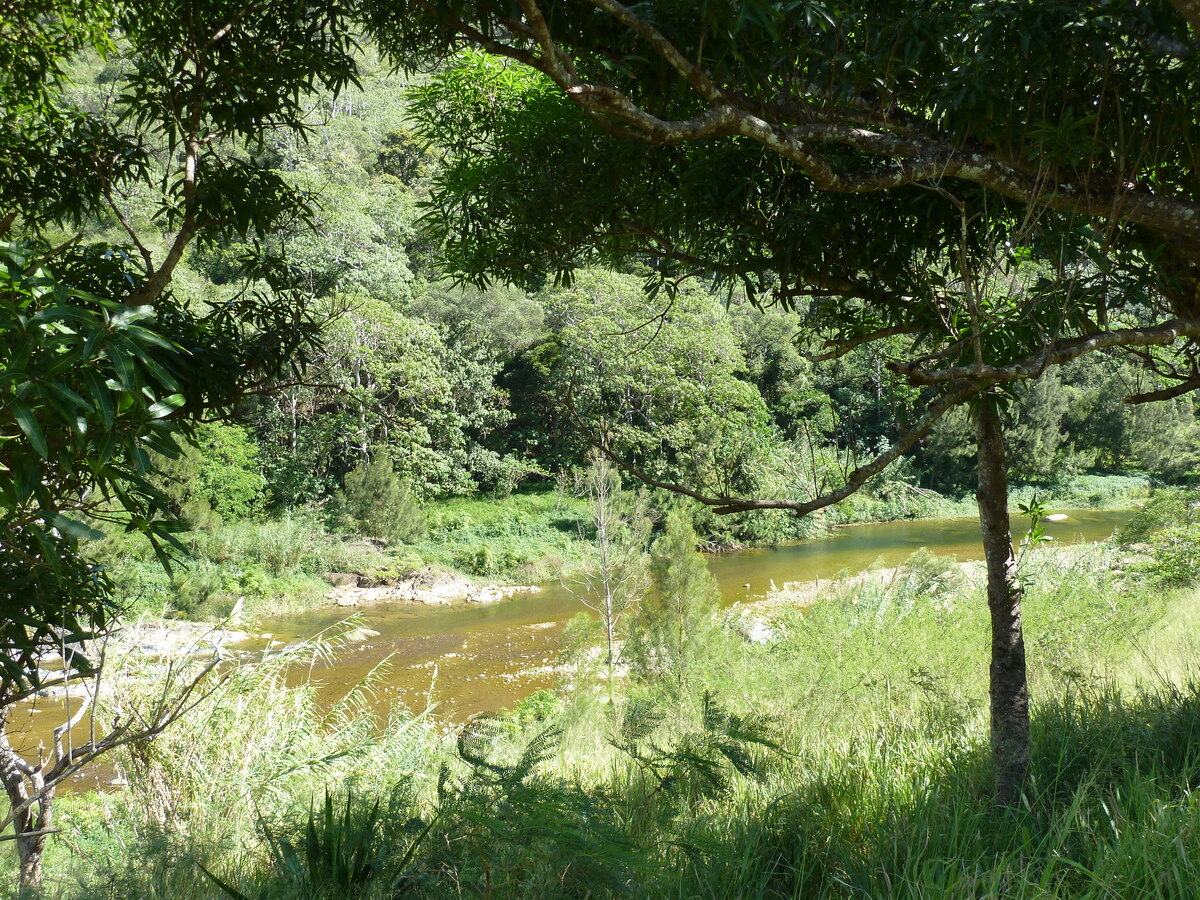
<box><xmin>1124</xmin><ymin>376</ymin><xmax>1200</xmax><ymax>404</ymax></box>
<box><xmin>806</xmin><ymin>326</ymin><xmax>918</xmax><ymax>362</ymax></box>
<box><xmin>889</xmin><ymin>319</ymin><xmax>1200</xmax><ymax>385</ymax></box>
<box><xmin>565</xmin><ymin>378</ymin><xmax>982</xmax><ymax>516</ymax></box>
<box><xmin>485</xmin><ymin>0</ymin><xmax>1200</xmax><ymax>243</ymax></box>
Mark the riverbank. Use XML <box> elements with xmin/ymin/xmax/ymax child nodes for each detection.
<box><xmin>172</xmin><ymin>508</ymin><xmax>1136</xmax><ymax>728</ymax></box>
<box><xmin>93</xmin><ymin>473</ymin><xmax>1151</xmax><ymax>631</ymax></box>
<box><xmin>25</xmin><ymin>523</ymin><xmax>1200</xmax><ymax>898</ymax></box>
<box><xmin>825</xmin><ymin>471</ymin><xmax>1151</xmax><ymax>525</ymax></box>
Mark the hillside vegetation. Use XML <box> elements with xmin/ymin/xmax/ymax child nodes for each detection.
<box><xmin>48</xmin><ymin>48</ymin><xmax>1189</xmax><ymax>622</ymax></box>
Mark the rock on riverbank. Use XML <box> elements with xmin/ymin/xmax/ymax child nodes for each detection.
<box><xmin>325</xmin><ymin>566</ymin><xmax>540</xmax><ymax>608</ymax></box>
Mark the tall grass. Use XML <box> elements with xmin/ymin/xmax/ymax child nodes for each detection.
<box><xmin>23</xmin><ymin>628</ymin><xmax>437</xmax><ymax>900</ymax></box>
<box><xmin>28</xmin><ymin>541</ymin><xmax>1200</xmax><ymax>899</ymax></box>
<box><xmin>96</xmin><ymin>513</ymin><xmax>390</xmax><ymax>621</ymax></box>
<box><xmin>409</xmin><ymin>487</ymin><xmax>590</xmax><ymax>582</ymax></box>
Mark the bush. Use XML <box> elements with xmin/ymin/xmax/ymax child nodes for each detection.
<box><xmin>1133</xmin><ymin>524</ymin><xmax>1200</xmax><ymax>586</ymax></box>
<box><xmin>1117</xmin><ymin>487</ymin><xmax>1200</xmax><ymax>546</ymax></box>
<box><xmin>154</xmin><ymin>422</ymin><xmax>268</xmax><ymax>524</ymax></box>
<box><xmin>194</xmin><ymin>515</ymin><xmax>380</xmax><ymax>577</ymax></box>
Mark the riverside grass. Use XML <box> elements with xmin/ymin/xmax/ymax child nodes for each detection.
<box><xmin>95</xmin><ymin>472</ymin><xmax>1149</xmax><ymax>627</ymax></box>
<box><xmin>19</xmin><ymin>539</ymin><xmax>1200</xmax><ymax>899</ymax></box>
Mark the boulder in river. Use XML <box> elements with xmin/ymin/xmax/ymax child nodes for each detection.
<box><xmin>466</xmin><ymin>585</ymin><xmax>541</xmax><ymax>604</ymax></box>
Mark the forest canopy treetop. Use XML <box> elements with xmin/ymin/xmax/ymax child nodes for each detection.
<box><xmin>365</xmin><ymin>0</ymin><xmax>1200</xmax><ymax>421</ymax></box>
<box><xmin>365</xmin><ymin>0</ymin><xmax>1200</xmax><ymax>247</ymax></box>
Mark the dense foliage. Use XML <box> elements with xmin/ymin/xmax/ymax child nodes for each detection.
<box><xmin>5</xmin><ymin>2</ymin><xmax>1200</xmax><ymax>893</ymax></box>
<box><xmin>18</xmin><ymin>35</ymin><xmax>1198</xmax><ymax>561</ymax></box>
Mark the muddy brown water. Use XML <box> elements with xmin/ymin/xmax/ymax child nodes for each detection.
<box><xmin>256</xmin><ymin>508</ymin><xmax>1133</xmax><ymax>723</ymax></box>
<box><xmin>8</xmin><ymin>508</ymin><xmax>1131</xmax><ymax>791</ymax></box>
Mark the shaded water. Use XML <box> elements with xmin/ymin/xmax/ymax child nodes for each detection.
<box><xmin>256</xmin><ymin>508</ymin><xmax>1133</xmax><ymax>722</ymax></box>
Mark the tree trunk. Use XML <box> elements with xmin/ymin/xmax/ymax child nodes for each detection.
<box><xmin>0</xmin><ymin>715</ymin><xmax>51</xmax><ymax>892</ymax></box>
<box><xmin>974</xmin><ymin>401</ymin><xmax>1030</xmax><ymax>806</ymax></box>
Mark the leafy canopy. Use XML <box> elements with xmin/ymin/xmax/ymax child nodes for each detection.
<box><xmin>1</xmin><ymin>0</ymin><xmax>360</xmax><ymax>696</ymax></box>
<box><xmin>362</xmin><ymin>0</ymin><xmax>1200</xmax><ymax>513</ymax></box>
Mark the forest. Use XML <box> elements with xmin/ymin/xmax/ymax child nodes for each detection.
<box><xmin>4</xmin><ymin>1</ymin><xmax>1200</xmax><ymax>897</ymax></box>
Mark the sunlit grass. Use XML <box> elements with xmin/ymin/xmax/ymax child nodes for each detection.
<box><xmin>32</xmin><ymin>529</ymin><xmax>1200</xmax><ymax>899</ymax></box>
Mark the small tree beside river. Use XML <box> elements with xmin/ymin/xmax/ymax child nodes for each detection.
<box><xmin>571</xmin><ymin>455</ymin><xmax>650</xmax><ymax>686</ymax></box>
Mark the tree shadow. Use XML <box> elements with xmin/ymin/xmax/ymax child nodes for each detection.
<box><xmin>681</xmin><ymin>678</ymin><xmax>1200</xmax><ymax>899</ymax></box>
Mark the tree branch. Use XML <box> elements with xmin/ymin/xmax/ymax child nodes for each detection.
<box><xmin>890</xmin><ymin>319</ymin><xmax>1200</xmax><ymax>385</ymax></box>
<box><xmin>411</xmin><ymin>0</ymin><xmax>542</xmax><ymax>71</ymax></box>
<box><xmin>565</xmin><ymin>378</ymin><xmax>982</xmax><ymax>516</ymax></box>
<box><xmin>205</xmin><ymin>0</ymin><xmax>258</xmax><ymax>50</ymax></box>
<box><xmin>586</xmin><ymin>0</ymin><xmax>722</xmax><ymax>102</ymax></box>
<box><xmin>516</xmin><ymin>0</ymin><xmax>578</xmax><ymax>83</ymax></box>
<box><xmin>805</xmin><ymin>326</ymin><xmax>917</xmax><ymax>362</ymax></box>
<box><xmin>101</xmin><ymin>184</ymin><xmax>155</xmax><ymax>277</ymax></box>
<box><xmin>446</xmin><ymin>3</ymin><xmax>1200</xmax><ymax>242</ymax></box>
<box><xmin>1124</xmin><ymin>376</ymin><xmax>1200</xmax><ymax>404</ymax></box>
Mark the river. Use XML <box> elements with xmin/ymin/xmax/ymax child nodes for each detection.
<box><xmin>6</xmin><ymin>508</ymin><xmax>1130</xmax><ymax>791</ymax></box>
<box><xmin>252</xmin><ymin>508</ymin><xmax>1133</xmax><ymax>722</ymax></box>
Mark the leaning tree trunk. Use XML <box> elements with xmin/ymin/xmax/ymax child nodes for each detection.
<box><xmin>974</xmin><ymin>402</ymin><xmax>1030</xmax><ymax>806</ymax></box>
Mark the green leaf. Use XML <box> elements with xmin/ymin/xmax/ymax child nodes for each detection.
<box><xmin>49</xmin><ymin>513</ymin><xmax>105</xmax><ymax>541</ymax></box>
<box><xmin>106</xmin><ymin>344</ymin><xmax>136</xmax><ymax>391</ymax></box>
<box><xmin>147</xmin><ymin>393</ymin><xmax>185</xmax><ymax>419</ymax></box>
<box><xmin>109</xmin><ymin>304</ymin><xmax>155</xmax><ymax>328</ymax></box>
<box><xmin>196</xmin><ymin>864</ymin><xmax>254</xmax><ymax>900</ymax></box>
<box><xmin>11</xmin><ymin>402</ymin><xmax>49</xmax><ymax>457</ymax></box>
<box><xmin>83</xmin><ymin>372</ymin><xmax>115</xmax><ymax>429</ymax></box>
<box><xmin>46</xmin><ymin>380</ymin><xmax>91</xmax><ymax>412</ymax></box>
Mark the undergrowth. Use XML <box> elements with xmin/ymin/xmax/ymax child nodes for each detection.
<box><xmin>94</xmin><ymin>513</ymin><xmax>390</xmax><ymax>621</ymax></box>
<box><xmin>16</xmin><ymin>534</ymin><xmax>1200</xmax><ymax>899</ymax></box>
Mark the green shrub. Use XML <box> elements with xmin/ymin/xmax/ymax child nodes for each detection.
<box><xmin>331</xmin><ymin>456</ymin><xmax>428</xmax><ymax>544</ymax></box>
<box><xmin>170</xmin><ymin>564</ymin><xmax>228</xmax><ymax>618</ymax></box>
<box><xmin>154</xmin><ymin>422</ymin><xmax>268</xmax><ymax>524</ymax></box>
<box><xmin>195</xmin><ymin>515</ymin><xmax>384</xmax><ymax>578</ymax></box>
<box><xmin>1118</xmin><ymin>487</ymin><xmax>1200</xmax><ymax>545</ymax></box>
<box><xmin>457</xmin><ymin>542</ymin><xmax>523</xmax><ymax>576</ymax></box>
<box><xmin>234</xmin><ymin>790</ymin><xmax>388</xmax><ymax>897</ymax></box>
<box><xmin>1134</xmin><ymin>524</ymin><xmax>1200</xmax><ymax>586</ymax></box>
<box><xmin>509</xmin><ymin>690</ymin><xmax>562</xmax><ymax>726</ymax></box>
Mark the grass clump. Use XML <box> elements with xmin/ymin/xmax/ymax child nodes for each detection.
<box><xmin>94</xmin><ymin>513</ymin><xmax>389</xmax><ymax>621</ymax></box>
